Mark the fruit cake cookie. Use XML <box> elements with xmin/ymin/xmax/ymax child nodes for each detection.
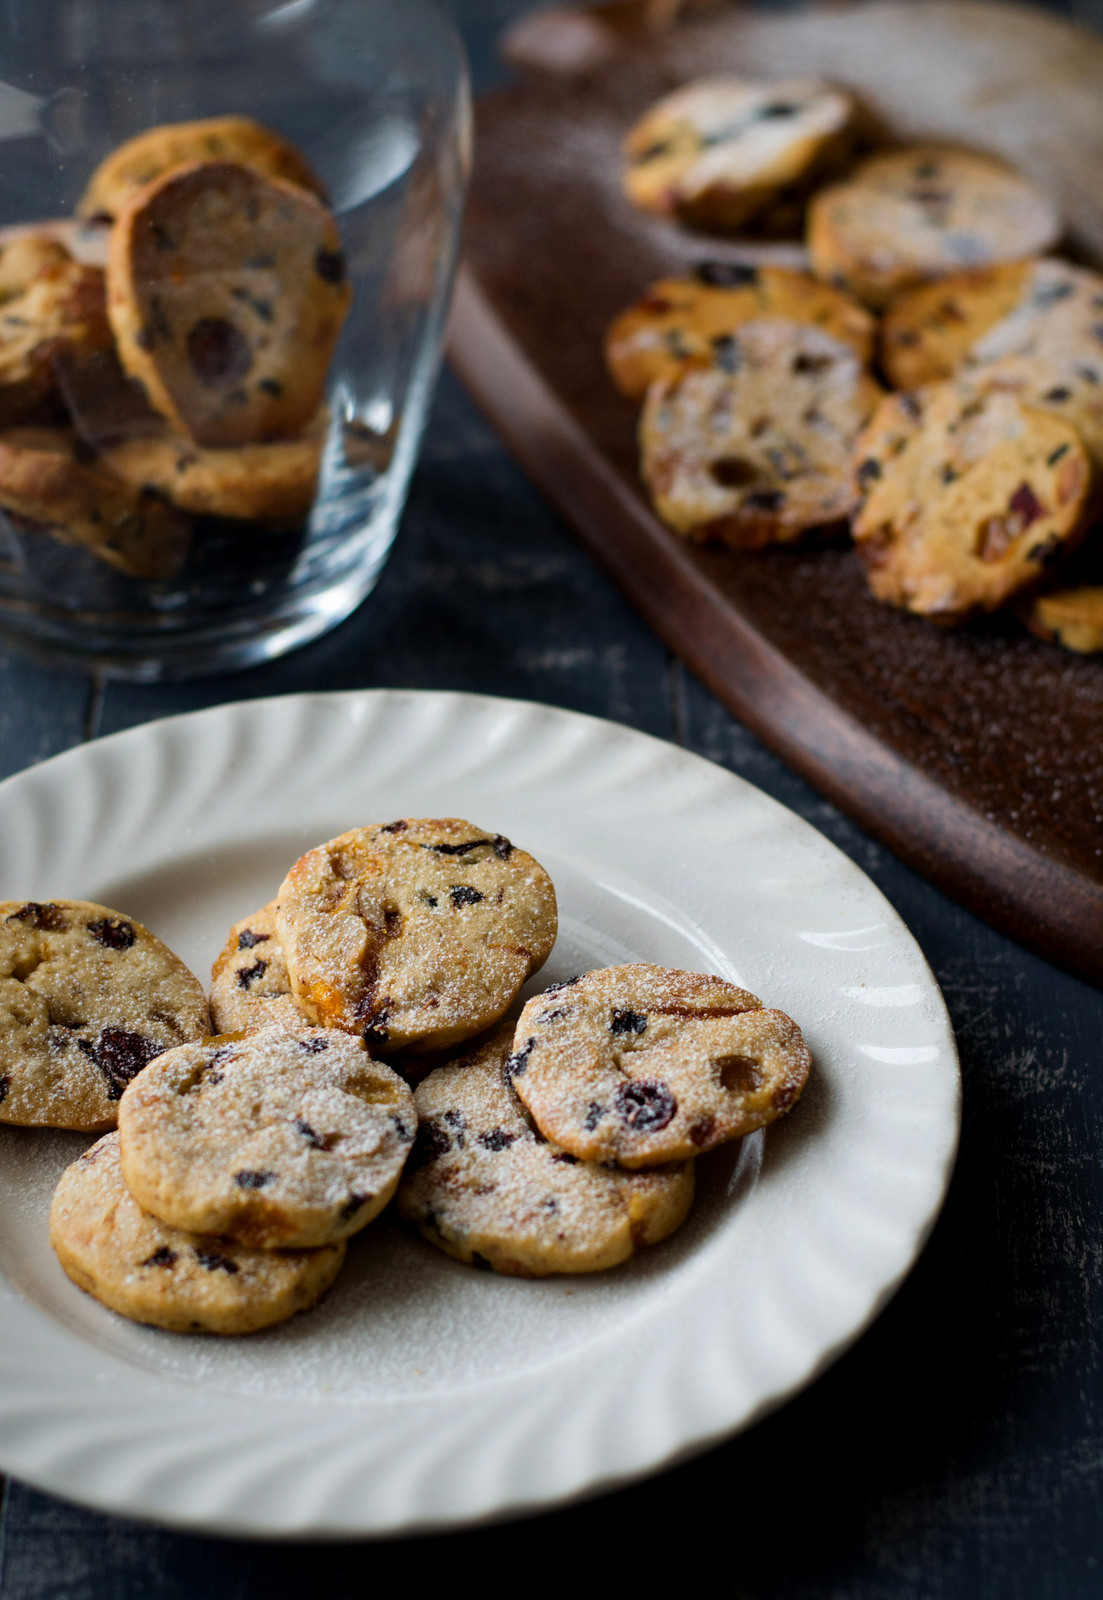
<box><xmin>209</xmin><ymin>902</ymin><xmax>304</xmax><ymax>1034</ymax></box>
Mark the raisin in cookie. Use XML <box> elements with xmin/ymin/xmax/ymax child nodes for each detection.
<box><xmin>276</xmin><ymin>820</ymin><xmax>557</xmax><ymax>1054</ymax></box>
<box><xmin>50</xmin><ymin>1133</ymin><xmax>345</xmax><ymax>1335</ymax></box>
<box><xmin>640</xmin><ymin>316</ymin><xmax>882</xmax><ymax>549</ymax></box>
<box><xmin>118</xmin><ymin>1026</ymin><xmax>416</xmax><ymax>1249</ymax></box>
<box><xmin>624</xmin><ymin>77</ymin><xmax>855</xmax><ymax>231</ymax></box>
<box><xmin>98</xmin><ymin>409</ymin><xmax>325</xmax><ymax>522</ymax></box>
<box><xmin>1020</xmin><ymin>587</ymin><xmax>1103</xmax><ymax>653</ymax></box>
<box><xmin>78</xmin><ymin>115</ymin><xmax>325</xmax><ymax>221</ymax></box>
<box><xmin>508</xmin><ymin>966</ymin><xmax>810</xmax><ymax>1168</ymax></box>
<box><xmin>605</xmin><ymin>262</ymin><xmax>874</xmax><ymax>402</ymax></box>
<box><xmin>209</xmin><ymin>903</ymin><xmax>305</xmax><ymax>1035</ymax></box>
<box><xmin>852</xmin><ymin>384</ymin><xmax>1093</xmax><ymax>621</ymax></box>
<box><xmin>0</xmin><ymin>900</ymin><xmax>209</xmax><ymax>1131</ymax></box>
<box><xmin>0</xmin><ymin>426</ymin><xmax>191</xmax><ymax>579</ymax></box>
<box><xmin>0</xmin><ymin>250</ymin><xmax>112</xmax><ymax>427</ymax></box>
<box><xmin>107</xmin><ymin>161</ymin><xmax>351</xmax><ymax>447</ymax></box>
<box><xmin>397</xmin><ymin>1019</ymin><xmax>694</xmax><ymax>1277</ymax></box>
<box><xmin>808</xmin><ymin>147</ymin><xmax>1061</xmax><ymax>308</ymax></box>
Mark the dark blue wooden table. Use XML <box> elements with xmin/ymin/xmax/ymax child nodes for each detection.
<box><xmin>2</xmin><ymin>4</ymin><xmax>1102</xmax><ymax>1595</ymax></box>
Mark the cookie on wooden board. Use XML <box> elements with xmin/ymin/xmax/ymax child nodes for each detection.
<box><xmin>852</xmin><ymin>383</ymin><xmax>1094</xmax><ymax>621</ymax></box>
<box><xmin>880</xmin><ymin>261</ymin><xmax>1035</xmax><ymax>390</ymax></box>
<box><xmin>1019</xmin><ymin>587</ymin><xmax>1103</xmax><ymax>653</ymax></box>
<box><xmin>807</xmin><ymin>146</ymin><xmax>1061</xmax><ymax>308</ymax></box>
<box><xmin>107</xmin><ymin>161</ymin><xmax>351</xmax><ymax>447</ymax></box>
<box><xmin>78</xmin><ymin>115</ymin><xmax>325</xmax><ymax>220</ymax></box>
<box><xmin>639</xmin><ymin>316</ymin><xmax>882</xmax><ymax>549</ymax></box>
<box><xmin>624</xmin><ymin>76</ymin><xmax>856</xmax><ymax>231</ymax></box>
<box><xmin>397</xmin><ymin>1019</ymin><xmax>695</xmax><ymax>1277</ymax></box>
<box><xmin>50</xmin><ymin>1133</ymin><xmax>345</xmax><ymax>1335</ymax></box>
<box><xmin>0</xmin><ymin>899</ymin><xmax>209</xmax><ymax>1132</ymax></box>
<box><xmin>605</xmin><ymin>261</ymin><xmax>874</xmax><ymax>401</ymax></box>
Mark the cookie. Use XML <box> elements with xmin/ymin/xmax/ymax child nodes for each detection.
<box><xmin>880</xmin><ymin>262</ymin><xmax>1035</xmax><ymax>390</ymax></box>
<box><xmin>0</xmin><ymin>899</ymin><xmax>209</xmax><ymax>1132</ymax></box>
<box><xmin>397</xmin><ymin>1019</ymin><xmax>694</xmax><ymax>1277</ymax></box>
<box><xmin>507</xmin><ymin>965</ymin><xmax>811</xmax><ymax>1168</ymax></box>
<box><xmin>98</xmin><ymin>409</ymin><xmax>325</xmax><ymax>522</ymax></box>
<box><xmin>0</xmin><ymin>234</ymin><xmax>72</xmax><ymax>301</ymax></box>
<box><xmin>605</xmin><ymin>262</ymin><xmax>874</xmax><ymax>402</ymax></box>
<box><xmin>0</xmin><ymin>426</ymin><xmax>191</xmax><ymax>580</ymax></box>
<box><xmin>852</xmin><ymin>384</ymin><xmax>1094</xmax><ymax>621</ymax></box>
<box><xmin>50</xmin><ymin>1133</ymin><xmax>345</xmax><ymax>1335</ymax></box>
<box><xmin>639</xmin><ymin>316</ymin><xmax>882</xmax><ymax>549</ymax></box>
<box><xmin>807</xmin><ymin>147</ymin><xmax>1061</xmax><ymax>308</ymax></box>
<box><xmin>275</xmin><ymin>819</ymin><xmax>558</xmax><ymax>1055</ymax></box>
<box><xmin>1020</xmin><ymin>587</ymin><xmax>1103</xmax><ymax>653</ymax></box>
<box><xmin>107</xmin><ymin>161</ymin><xmax>352</xmax><ymax>447</ymax></box>
<box><xmin>209</xmin><ymin>903</ymin><xmax>305</xmax><ymax>1035</ymax></box>
<box><xmin>0</xmin><ymin>250</ymin><xmax>112</xmax><ymax>428</ymax></box>
<box><xmin>78</xmin><ymin>115</ymin><xmax>326</xmax><ymax>221</ymax></box>
<box><xmin>623</xmin><ymin>77</ymin><xmax>855</xmax><ymax>231</ymax></box>
<box><xmin>118</xmin><ymin>1025</ymin><xmax>416</xmax><ymax>1249</ymax></box>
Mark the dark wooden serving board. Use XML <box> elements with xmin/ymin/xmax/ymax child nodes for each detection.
<box><xmin>449</xmin><ymin>0</ymin><xmax>1103</xmax><ymax>986</ymax></box>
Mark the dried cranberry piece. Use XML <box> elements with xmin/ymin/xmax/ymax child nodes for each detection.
<box><xmin>95</xmin><ymin>1028</ymin><xmax>161</xmax><ymax>1099</ymax></box>
<box><xmin>87</xmin><ymin>917</ymin><xmax>135</xmax><ymax>950</ymax></box>
<box><xmin>611</xmin><ymin>1007</ymin><xmax>648</xmax><ymax>1035</ymax></box>
<box><xmin>235</xmin><ymin>1170</ymin><xmax>276</xmax><ymax>1189</ymax></box>
<box><xmin>450</xmin><ymin>885</ymin><xmax>483</xmax><ymax>907</ymax></box>
<box><xmin>235</xmin><ymin>958</ymin><xmax>268</xmax><ymax>990</ymax></box>
<box><xmin>504</xmin><ymin>1037</ymin><xmax>535</xmax><ymax>1080</ymax></box>
<box><xmin>380</xmin><ymin>819</ymin><xmax>409</xmax><ymax>832</ymax></box>
<box><xmin>186</xmin><ymin>318</ymin><xmax>252</xmax><ymax>387</ymax></box>
<box><xmin>7</xmin><ymin>902</ymin><xmax>68</xmax><ymax>931</ymax></box>
<box><xmin>298</xmin><ymin>1037</ymin><xmax>328</xmax><ymax>1053</ymax></box>
<box><xmin>408</xmin><ymin>1120</ymin><xmax>452</xmax><ymax>1170</ymax></box>
<box><xmin>142</xmin><ymin>1246</ymin><xmax>177</xmax><ymax>1268</ymax></box>
<box><xmin>478</xmin><ymin>1128</ymin><xmax>516</xmax><ymax>1152</ymax></box>
<box><xmin>194</xmin><ymin>1249</ymin><xmax>239</xmax><ymax>1274</ymax></box>
<box><xmin>0</xmin><ymin>1074</ymin><xmax>9</xmax><ymax>1105</ymax></box>
<box><xmin>614</xmin><ymin>1079</ymin><xmax>677</xmax><ymax>1132</ymax></box>
<box><xmin>583</xmin><ymin>1101</ymin><xmax>606</xmax><ymax>1130</ymax></box>
<box><xmin>1009</xmin><ymin>482</ymin><xmax>1045</xmax><ymax>528</ymax></box>
<box><xmin>237</xmin><ymin>928</ymin><xmax>269</xmax><ymax>950</ymax></box>
<box><xmin>551</xmin><ymin>1150</ymin><xmax>579</xmax><ymax>1165</ymax></box>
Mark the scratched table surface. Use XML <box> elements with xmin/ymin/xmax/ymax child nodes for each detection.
<box><xmin>1</xmin><ymin>3</ymin><xmax>1102</xmax><ymax>1596</ymax></box>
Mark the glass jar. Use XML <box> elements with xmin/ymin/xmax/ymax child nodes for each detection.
<box><xmin>0</xmin><ymin>0</ymin><xmax>470</xmax><ymax>678</ymax></box>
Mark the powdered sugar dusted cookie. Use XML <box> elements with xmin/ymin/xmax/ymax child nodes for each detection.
<box><xmin>107</xmin><ymin>161</ymin><xmax>351</xmax><ymax>447</ymax></box>
<box><xmin>118</xmin><ymin>1025</ymin><xmax>416</xmax><ymax>1249</ymax></box>
<box><xmin>852</xmin><ymin>384</ymin><xmax>1094</xmax><ymax>621</ymax></box>
<box><xmin>1020</xmin><ymin>586</ymin><xmax>1103</xmax><ymax>654</ymax></box>
<box><xmin>640</xmin><ymin>316</ymin><xmax>882</xmax><ymax>548</ymax></box>
<box><xmin>808</xmin><ymin>147</ymin><xmax>1061</xmax><ymax>308</ymax></box>
<box><xmin>624</xmin><ymin>77</ymin><xmax>855</xmax><ymax>231</ymax></box>
<box><xmin>0</xmin><ymin>899</ymin><xmax>209</xmax><ymax>1131</ymax></box>
<box><xmin>397</xmin><ymin>1020</ymin><xmax>694</xmax><ymax>1277</ymax></box>
<box><xmin>275</xmin><ymin>819</ymin><xmax>557</xmax><ymax>1054</ymax></box>
<box><xmin>209</xmin><ymin>903</ymin><xmax>304</xmax><ymax>1035</ymax></box>
<box><xmin>605</xmin><ymin>262</ymin><xmax>874</xmax><ymax>401</ymax></box>
<box><xmin>508</xmin><ymin>965</ymin><xmax>810</xmax><ymax>1168</ymax></box>
<box><xmin>78</xmin><ymin>115</ymin><xmax>325</xmax><ymax>221</ymax></box>
<box><xmin>50</xmin><ymin>1133</ymin><xmax>345</xmax><ymax>1335</ymax></box>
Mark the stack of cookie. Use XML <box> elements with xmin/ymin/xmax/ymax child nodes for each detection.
<box><xmin>11</xmin><ymin>817</ymin><xmax>811</xmax><ymax>1336</ymax></box>
<box><xmin>0</xmin><ymin>115</ymin><xmax>350</xmax><ymax>579</ymax></box>
<box><xmin>610</xmin><ymin>75</ymin><xmax>1103</xmax><ymax>644</ymax></box>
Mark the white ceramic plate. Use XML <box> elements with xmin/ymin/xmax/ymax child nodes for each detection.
<box><xmin>0</xmin><ymin>690</ymin><xmax>959</xmax><ymax>1537</ymax></box>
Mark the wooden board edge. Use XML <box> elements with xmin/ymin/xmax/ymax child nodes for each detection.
<box><xmin>447</xmin><ymin>266</ymin><xmax>1103</xmax><ymax>986</ymax></box>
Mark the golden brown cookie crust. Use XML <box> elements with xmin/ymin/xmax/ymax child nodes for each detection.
<box><xmin>880</xmin><ymin>262</ymin><xmax>1035</xmax><ymax>390</ymax></box>
<box><xmin>0</xmin><ymin>250</ymin><xmax>112</xmax><ymax>428</ymax></box>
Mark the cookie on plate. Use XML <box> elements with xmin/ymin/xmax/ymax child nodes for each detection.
<box><xmin>118</xmin><ymin>1025</ymin><xmax>416</xmax><ymax>1249</ymax></box>
<box><xmin>605</xmin><ymin>262</ymin><xmax>874</xmax><ymax>401</ymax></box>
<box><xmin>209</xmin><ymin>903</ymin><xmax>305</xmax><ymax>1034</ymax></box>
<box><xmin>397</xmin><ymin>1019</ymin><xmax>695</xmax><ymax>1277</ymax></box>
<box><xmin>0</xmin><ymin>426</ymin><xmax>191</xmax><ymax>579</ymax></box>
<box><xmin>852</xmin><ymin>383</ymin><xmax>1094</xmax><ymax>621</ymax></box>
<box><xmin>623</xmin><ymin>76</ymin><xmax>855</xmax><ymax>231</ymax></box>
<box><xmin>0</xmin><ymin>899</ymin><xmax>209</xmax><ymax>1131</ymax></box>
<box><xmin>77</xmin><ymin>115</ymin><xmax>326</xmax><ymax>220</ymax></box>
<box><xmin>275</xmin><ymin>819</ymin><xmax>558</xmax><ymax>1054</ymax></box>
<box><xmin>98</xmin><ymin>409</ymin><xmax>325</xmax><ymax>522</ymax></box>
<box><xmin>50</xmin><ymin>1132</ymin><xmax>345</xmax><ymax>1334</ymax></box>
<box><xmin>0</xmin><ymin>250</ymin><xmax>112</xmax><ymax>427</ymax></box>
<box><xmin>1019</xmin><ymin>587</ymin><xmax>1103</xmax><ymax>653</ymax></box>
<box><xmin>639</xmin><ymin>316</ymin><xmax>882</xmax><ymax>549</ymax></box>
<box><xmin>807</xmin><ymin>147</ymin><xmax>1061</xmax><ymax>308</ymax></box>
<box><xmin>107</xmin><ymin>161</ymin><xmax>352</xmax><ymax>447</ymax></box>
<box><xmin>507</xmin><ymin>965</ymin><xmax>811</xmax><ymax>1168</ymax></box>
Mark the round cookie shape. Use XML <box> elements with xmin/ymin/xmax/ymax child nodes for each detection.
<box><xmin>623</xmin><ymin>76</ymin><xmax>855</xmax><ymax>231</ymax></box>
<box><xmin>507</xmin><ymin>965</ymin><xmax>810</xmax><ymax>1168</ymax></box>
<box><xmin>1020</xmin><ymin>586</ymin><xmax>1103</xmax><ymax>654</ymax></box>
<box><xmin>852</xmin><ymin>383</ymin><xmax>1093</xmax><ymax>622</ymax></box>
<box><xmin>209</xmin><ymin>903</ymin><xmax>305</xmax><ymax>1035</ymax></box>
<box><xmin>0</xmin><ymin>426</ymin><xmax>191</xmax><ymax>580</ymax></box>
<box><xmin>605</xmin><ymin>262</ymin><xmax>874</xmax><ymax>402</ymax></box>
<box><xmin>0</xmin><ymin>899</ymin><xmax>209</xmax><ymax>1132</ymax></box>
<box><xmin>880</xmin><ymin>262</ymin><xmax>1034</xmax><ymax>390</ymax></box>
<box><xmin>50</xmin><ymin>1133</ymin><xmax>345</xmax><ymax>1335</ymax></box>
<box><xmin>275</xmin><ymin>819</ymin><xmax>558</xmax><ymax>1054</ymax></box>
<box><xmin>397</xmin><ymin>1020</ymin><xmax>695</xmax><ymax>1277</ymax></box>
<box><xmin>0</xmin><ymin>251</ymin><xmax>112</xmax><ymax>429</ymax></box>
<box><xmin>78</xmin><ymin>115</ymin><xmax>326</xmax><ymax>220</ymax></box>
<box><xmin>118</xmin><ymin>1026</ymin><xmax>417</xmax><ymax>1249</ymax></box>
<box><xmin>107</xmin><ymin>161</ymin><xmax>352</xmax><ymax>447</ymax></box>
<box><xmin>639</xmin><ymin>316</ymin><xmax>882</xmax><ymax>549</ymax></box>
<box><xmin>807</xmin><ymin>146</ymin><xmax>1061</xmax><ymax>308</ymax></box>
